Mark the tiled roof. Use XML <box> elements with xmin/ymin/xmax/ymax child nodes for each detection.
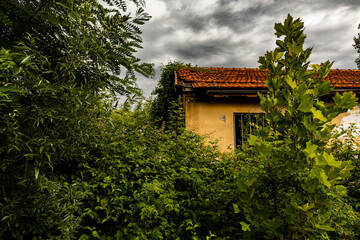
<box><xmin>175</xmin><ymin>67</ymin><xmax>360</xmax><ymax>89</ymax></box>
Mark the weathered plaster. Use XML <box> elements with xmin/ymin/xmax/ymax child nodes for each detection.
<box><xmin>183</xmin><ymin>95</ymin><xmax>263</xmax><ymax>152</ymax></box>
<box><xmin>184</xmin><ymin>94</ymin><xmax>360</xmax><ymax>151</ymax></box>
<box><xmin>334</xmin><ymin>105</ymin><xmax>360</xmax><ymax>137</ymax></box>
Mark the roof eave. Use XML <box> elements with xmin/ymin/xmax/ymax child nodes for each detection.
<box><xmin>331</xmin><ymin>88</ymin><xmax>360</xmax><ymax>93</ymax></box>
<box><xmin>206</xmin><ymin>89</ymin><xmax>268</xmax><ymax>95</ymax></box>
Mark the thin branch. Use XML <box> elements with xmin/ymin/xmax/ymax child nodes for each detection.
<box><xmin>1</xmin><ymin>184</ymin><xmax>6</xmax><ymax>199</ymax></box>
<box><xmin>34</xmin><ymin>0</ymin><xmax>52</xmax><ymax>15</ymax></box>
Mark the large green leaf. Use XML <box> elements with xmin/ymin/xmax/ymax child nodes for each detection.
<box><xmin>323</xmin><ymin>152</ymin><xmax>341</xmax><ymax>168</ymax></box>
<box><xmin>333</xmin><ymin>92</ymin><xmax>358</xmax><ymax>109</ymax></box>
<box><xmin>311</xmin><ymin>107</ymin><xmax>327</xmax><ymax>122</ymax></box>
<box><xmin>285</xmin><ymin>75</ymin><xmax>297</xmax><ymax>89</ymax></box>
<box><xmin>240</xmin><ymin>222</ymin><xmax>251</xmax><ymax>232</ymax></box>
<box><xmin>311</xmin><ymin>168</ymin><xmax>331</xmax><ymax>188</ymax></box>
<box><xmin>315</xmin><ymin>224</ymin><xmax>335</xmax><ymax>231</ymax></box>
<box><xmin>298</xmin><ymin>95</ymin><xmax>313</xmax><ymax>112</ymax></box>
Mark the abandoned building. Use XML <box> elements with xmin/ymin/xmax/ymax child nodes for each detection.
<box><xmin>175</xmin><ymin>67</ymin><xmax>360</xmax><ymax>151</ymax></box>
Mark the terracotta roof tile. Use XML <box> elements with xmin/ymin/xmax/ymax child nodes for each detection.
<box><xmin>176</xmin><ymin>67</ymin><xmax>360</xmax><ymax>89</ymax></box>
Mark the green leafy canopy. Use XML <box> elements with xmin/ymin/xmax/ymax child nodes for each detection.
<box><xmin>0</xmin><ymin>0</ymin><xmax>154</xmax><ymax>238</ymax></box>
<box><xmin>236</xmin><ymin>14</ymin><xmax>359</xmax><ymax>240</ymax></box>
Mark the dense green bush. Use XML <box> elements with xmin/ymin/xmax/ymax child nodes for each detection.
<box><xmin>0</xmin><ymin>95</ymin><xmax>249</xmax><ymax>239</ymax></box>
<box><xmin>71</xmin><ymin>103</ymin><xmax>245</xmax><ymax>239</ymax></box>
<box><xmin>3</xmin><ymin>100</ymin><xmax>356</xmax><ymax>239</ymax></box>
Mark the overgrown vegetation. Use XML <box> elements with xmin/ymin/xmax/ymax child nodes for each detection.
<box><xmin>0</xmin><ymin>0</ymin><xmax>154</xmax><ymax>238</ymax></box>
<box><xmin>233</xmin><ymin>14</ymin><xmax>359</xmax><ymax>239</ymax></box>
<box><xmin>72</xmin><ymin>103</ymin><xmax>243</xmax><ymax>239</ymax></box>
<box><xmin>150</xmin><ymin>61</ymin><xmax>192</xmax><ymax>124</ymax></box>
<box><xmin>0</xmin><ymin>2</ymin><xmax>359</xmax><ymax>239</ymax></box>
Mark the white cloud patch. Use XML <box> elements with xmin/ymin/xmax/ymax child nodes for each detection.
<box><xmin>191</xmin><ymin>0</ymin><xmax>219</xmax><ymax>15</ymax></box>
<box><xmin>144</xmin><ymin>0</ymin><xmax>168</xmax><ymax>20</ymax></box>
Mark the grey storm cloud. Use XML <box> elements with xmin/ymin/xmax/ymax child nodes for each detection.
<box><xmin>135</xmin><ymin>0</ymin><xmax>360</xmax><ymax>97</ymax></box>
<box><xmin>174</xmin><ymin>43</ymin><xmax>226</xmax><ymax>59</ymax></box>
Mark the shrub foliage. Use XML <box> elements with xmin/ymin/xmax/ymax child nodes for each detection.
<box><xmin>234</xmin><ymin>15</ymin><xmax>359</xmax><ymax>239</ymax></box>
<box><xmin>0</xmin><ymin>4</ymin><xmax>359</xmax><ymax>240</ymax></box>
<box><xmin>150</xmin><ymin>61</ymin><xmax>192</xmax><ymax>124</ymax></box>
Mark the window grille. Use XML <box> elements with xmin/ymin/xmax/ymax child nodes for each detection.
<box><xmin>234</xmin><ymin>113</ymin><xmax>266</xmax><ymax>148</ymax></box>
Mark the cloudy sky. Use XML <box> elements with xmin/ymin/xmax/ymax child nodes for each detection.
<box><xmin>133</xmin><ymin>0</ymin><xmax>360</xmax><ymax>97</ymax></box>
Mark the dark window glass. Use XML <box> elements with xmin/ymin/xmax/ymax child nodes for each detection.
<box><xmin>235</xmin><ymin>113</ymin><xmax>265</xmax><ymax>148</ymax></box>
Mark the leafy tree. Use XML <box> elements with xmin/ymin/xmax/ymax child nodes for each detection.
<box><xmin>150</xmin><ymin>61</ymin><xmax>191</xmax><ymax>124</ymax></box>
<box><xmin>0</xmin><ymin>0</ymin><xmax>154</xmax><ymax>97</ymax></box>
<box><xmin>353</xmin><ymin>23</ymin><xmax>360</xmax><ymax>69</ymax></box>
<box><xmin>235</xmin><ymin>14</ymin><xmax>359</xmax><ymax>239</ymax></box>
<box><xmin>0</xmin><ymin>0</ymin><xmax>154</xmax><ymax>238</ymax></box>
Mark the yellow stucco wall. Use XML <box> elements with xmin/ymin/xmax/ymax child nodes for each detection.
<box><xmin>184</xmin><ymin>94</ymin><xmax>263</xmax><ymax>152</ymax></box>
<box><xmin>184</xmin><ymin>94</ymin><xmax>360</xmax><ymax>152</ymax></box>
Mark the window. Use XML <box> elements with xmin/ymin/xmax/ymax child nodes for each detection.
<box><xmin>234</xmin><ymin>113</ymin><xmax>266</xmax><ymax>148</ymax></box>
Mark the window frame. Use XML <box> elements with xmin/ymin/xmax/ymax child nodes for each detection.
<box><xmin>234</xmin><ymin>113</ymin><xmax>266</xmax><ymax>149</ymax></box>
